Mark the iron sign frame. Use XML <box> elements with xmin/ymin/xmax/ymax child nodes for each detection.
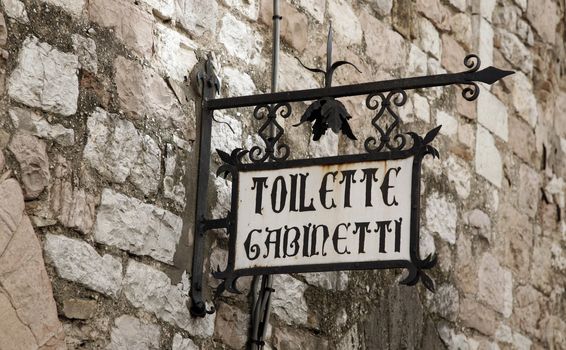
<box><xmin>189</xmin><ymin>54</ymin><xmax>514</xmax><ymax>317</ymax></box>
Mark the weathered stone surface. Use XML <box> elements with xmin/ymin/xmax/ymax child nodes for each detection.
<box><xmin>9</xmin><ymin>107</ymin><xmax>75</xmax><ymax>146</ymax></box>
<box><xmin>478</xmin><ymin>88</ymin><xmax>508</xmax><ymax>141</ymax></box>
<box><xmin>526</xmin><ymin>0</ymin><xmax>560</xmax><ymax>43</ymax></box>
<box><xmin>417</xmin><ymin>17</ymin><xmax>441</xmax><ymax>59</ymax></box>
<box><xmin>436</xmin><ymin>110</ymin><xmax>458</xmax><ymax>136</ymax></box>
<box><xmin>297</xmin><ymin>0</ymin><xmax>324</xmax><ymax>22</ymax></box>
<box><xmin>0</xmin><ymin>178</ymin><xmax>66</xmax><ymax>349</ymax></box>
<box><xmin>214</xmin><ymin>303</ymin><xmax>248</xmax><ymax>348</ymax></box>
<box><xmin>89</xmin><ymin>0</ymin><xmax>153</xmax><ymax>58</ymax></box>
<box><xmin>475</xmin><ymin>125</ymin><xmax>502</xmax><ymax>187</ymax></box>
<box><xmin>301</xmin><ymin>271</ymin><xmax>349</xmax><ymax>291</ymax></box>
<box><xmin>517</xmin><ymin>164</ymin><xmax>540</xmax><ymax>218</ymax></box>
<box><xmin>153</xmin><ymin>23</ymin><xmax>198</xmax><ymax>81</ymax></box>
<box><xmin>473</xmin><ymin>0</ymin><xmax>495</xmax><ymax>21</ymax></box>
<box><xmin>441</xmin><ymin>33</ymin><xmax>465</xmax><ymax>73</ymax></box>
<box><xmin>540</xmin><ymin>316</ymin><xmax>566</xmax><ymax>349</ymax></box>
<box><xmin>478</xmin><ymin>253</ymin><xmax>513</xmax><ymax>317</ymax></box>
<box><xmin>94</xmin><ymin>189</ymin><xmax>182</xmax><ymax>265</ymax></box>
<box><xmin>416</xmin><ymin>0</ymin><xmax>450</xmax><ymax>31</ymax></box>
<box><xmin>465</xmin><ymin>209</ymin><xmax>491</xmax><ymax>240</ymax></box>
<box><xmin>497</xmin><ymin>202</ymin><xmax>532</xmax><ymax>278</ymax></box>
<box><xmin>508</xmin><ymin>116</ymin><xmax>536</xmax><ymax>165</ymax></box>
<box><xmin>496</xmin><ymin>29</ymin><xmax>532</xmax><ymax>74</ymax></box>
<box><xmin>406</xmin><ymin>44</ymin><xmax>428</xmax><ymax>76</ymax></box>
<box><xmin>8</xmin><ymin>36</ymin><xmax>78</xmax><ymax>116</ymax></box>
<box><xmin>223</xmin><ymin>67</ymin><xmax>256</xmax><ymax>97</ymax></box>
<box><xmin>83</xmin><ymin>108</ymin><xmax>161</xmax><ymax>194</ymax></box>
<box><xmin>50</xmin><ymin>179</ymin><xmax>96</xmax><ymax>234</ymax></box>
<box><xmin>41</xmin><ymin>0</ymin><xmax>85</xmax><ymax>17</ymax></box>
<box><xmin>438</xmin><ymin>323</ymin><xmax>480</xmax><ymax>350</ymax></box>
<box><xmin>327</xmin><ymin>0</ymin><xmax>362</xmax><ymax>45</ymax></box>
<box><xmin>44</xmin><ymin>234</ymin><xmax>123</xmax><ymax>297</ymax></box>
<box><xmin>219</xmin><ymin>13</ymin><xmax>262</xmax><ymax>65</ymax></box>
<box><xmin>260</xmin><ymin>0</ymin><xmax>308</xmax><ymax>52</ymax></box>
<box><xmin>448</xmin><ymin>0</ymin><xmax>466</xmax><ymax>12</ymax></box>
<box><xmin>477</xmin><ymin>17</ymin><xmax>494</xmax><ymax>68</ymax></box>
<box><xmin>176</xmin><ymin>0</ymin><xmax>217</xmax><ymax>37</ymax></box>
<box><xmin>2</xmin><ymin>0</ymin><xmax>29</xmax><ymax>23</ymax></box>
<box><xmin>425</xmin><ymin>284</ymin><xmax>459</xmax><ymax>321</ymax></box>
<box><xmin>163</xmin><ymin>144</ymin><xmax>186</xmax><ymax>209</ymax></box>
<box><xmin>140</xmin><ymin>0</ymin><xmax>175</xmax><ymax>19</ymax></box>
<box><xmin>459</xmin><ymin>297</ymin><xmax>498</xmax><ymax>336</ymax></box>
<box><xmin>450</xmin><ymin>13</ymin><xmax>472</xmax><ymax>50</ymax></box>
<box><xmin>108</xmin><ymin>315</ymin><xmax>160</xmax><ymax>350</ymax></box>
<box><xmin>272</xmin><ymin>274</ymin><xmax>308</xmax><ymax>325</ymax></box>
<box><xmin>507</xmin><ymin>71</ymin><xmax>538</xmax><ymax>128</ymax></box>
<box><xmin>71</xmin><ymin>34</ymin><xmax>97</xmax><ymax>74</ymax></box>
<box><xmin>63</xmin><ymin>298</ymin><xmax>97</xmax><ymax>320</ymax></box>
<box><xmin>123</xmin><ymin>260</ymin><xmax>215</xmax><ymax>337</ymax></box>
<box><xmin>495</xmin><ymin>324</ymin><xmax>532</xmax><ymax>350</ymax></box>
<box><xmin>279</xmin><ymin>52</ymin><xmax>318</xmax><ymax>91</ymax></box>
<box><xmin>514</xmin><ymin>285</ymin><xmax>542</xmax><ymax>337</ymax></box>
<box><xmin>361</xmin><ymin>11</ymin><xmax>407</xmax><ymax>71</ymax></box>
<box><xmin>272</xmin><ymin>327</ymin><xmax>328</xmax><ymax>350</ymax></box>
<box><xmin>115</xmin><ymin>57</ymin><xmax>188</xmax><ymax>135</ymax></box>
<box><xmin>8</xmin><ymin>132</ymin><xmax>50</xmax><ymax>199</ymax></box>
<box><xmin>172</xmin><ymin>334</ymin><xmax>199</xmax><ymax>350</ymax></box>
<box><xmin>444</xmin><ymin>155</ymin><xmax>471</xmax><ymax>199</ymax></box>
<box><xmin>0</xmin><ymin>151</ymin><xmax>4</xmax><ymax>171</ymax></box>
<box><xmin>413</xmin><ymin>93</ymin><xmax>430</xmax><ymax>122</ymax></box>
<box><xmin>426</xmin><ymin>192</ymin><xmax>457</xmax><ymax>244</ymax></box>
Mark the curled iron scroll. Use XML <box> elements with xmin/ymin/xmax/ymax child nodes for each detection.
<box><xmin>249</xmin><ymin>103</ymin><xmax>292</xmax><ymax>163</ymax></box>
<box><xmin>364</xmin><ymin>90</ymin><xmax>409</xmax><ymax>153</ymax></box>
<box><xmin>461</xmin><ymin>54</ymin><xmax>481</xmax><ymax>101</ymax></box>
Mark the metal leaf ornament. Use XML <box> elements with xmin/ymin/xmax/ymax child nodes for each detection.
<box><xmin>293</xmin><ymin>24</ymin><xmax>360</xmax><ymax>141</ymax></box>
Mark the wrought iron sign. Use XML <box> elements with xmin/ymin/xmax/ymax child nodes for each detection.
<box><xmin>189</xmin><ymin>31</ymin><xmax>513</xmax><ymax>317</ymax></box>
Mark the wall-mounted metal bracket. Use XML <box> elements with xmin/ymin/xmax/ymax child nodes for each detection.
<box><xmin>188</xmin><ymin>51</ymin><xmax>514</xmax><ymax>317</ymax></box>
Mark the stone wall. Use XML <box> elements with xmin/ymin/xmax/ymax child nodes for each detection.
<box><xmin>0</xmin><ymin>0</ymin><xmax>564</xmax><ymax>349</ymax></box>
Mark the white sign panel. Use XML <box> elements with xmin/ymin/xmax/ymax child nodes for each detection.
<box><xmin>234</xmin><ymin>157</ymin><xmax>414</xmax><ymax>270</ymax></box>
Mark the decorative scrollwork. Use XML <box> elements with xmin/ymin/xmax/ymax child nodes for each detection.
<box><xmin>364</xmin><ymin>90</ymin><xmax>409</xmax><ymax>153</ymax></box>
<box><xmin>249</xmin><ymin>102</ymin><xmax>292</xmax><ymax>163</ymax></box>
<box><xmin>461</xmin><ymin>54</ymin><xmax>481</xmax><ymax>101</ymax></box>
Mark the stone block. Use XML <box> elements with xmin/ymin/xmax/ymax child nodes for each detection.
<box><xmin>448</xmin><ymin>0</ymin><xmax>466</xmax><ymax>12</ymax></box>
<box><xmin>436</xmin><ymin>110</ymin><xmax>458</xmax><ymax>136</ymax></box>
<box><xmin>507</xmin><ymin>71</ymin><xmax>538</xmax><ymax>128</ymax></box>
<box><xmin>272</xmin><ymin>327</ymin><xmax>328</xmax><ymax>350</ymax></box>
<box><xmin>223</xmin><ymin>0</ymin><xmax>259</xmax><ymax>20</ymax></box>
<box><xmin>172</xmin><ymin>334</ymin><xmax>199</xmax><ymax>350</ymax></box>
<box><xmin>50</xmin><ymin>180</ymin><xmax>96</xmax><ymax>234</ymax></box>
<box><xmin>478</xmin><ymin>253</ymin><xmax>513</xmax><ymax>317</ymax></box>
<box><xmin>407</xmin><ymin>44</ymin><xmax>428</xmax><ymax>77</ymax></box>
<box><xmin>9</xmin><ymin>107</ymin><xmax>75</xmax><ymax>146</ymax></box>
<box><xmin>214</xmin><ymin>303</ymin><xmax>248</xmax><ymax>348</ymax></box>
<box><xmin>114</xmin><ymin>57</ymin><xmax>188</xmax><ymax>136</ymax></box>
<box><xmin>153</xmin><ymin>23</ymin><xmax>198</xmax><ymax>81</ymax></box>
<box><xmin>475</xmin><ymin>125</ymin><xmax>502</xmax><ymax>187</ymax></box>
<box><xmin>477</xmin><ymin>87</ymin><xmax>508</xmax><ymax>141</ymax></box>
<box><xmin>416</xmin><ymin>0</ymin><xmax>451</xmax><ymax>31</ymax></box>
<box><xmin>297</xmin><ymin>0</ymin><xmax>325</xmax><ymax>22</ymax></box>
<box><xmin>327</xmin><ymin>0</ymin><xmax>362</xmax><ymax>45</ymax></box>
<box><xmin>416</xmin><ymin>17</ymin><xmax>441</xmax><ymax>59</ymax></box>
<box><xmin>219</xmin><ymin>13</ymin><xmax>262</xmax><ymax>65</ymax></box>
<box><xmin>176</xmin><ymin>0</ymin><xmax>218</xmax><ymax>37</ymax></box>
<box><xmin>361</xmin><ymin>11</ymin><xmax>407</xmax><ymax>71</ymax></box>
<box><xmin>497</xmin><ymin>203</ymin><xmax>533</xmax><ymax>278</ymax></box>
<box><xmin>71</xmin><ymin>34</ymin><xmax>98</xmax><ymax>74</ymax></box>
<box><xmin>279</xmin><ymin>52</ymin><xmax>319</xmax><ymax>91</ymax></box>
<box><xmin>472</xmin><ymin>0</ymin><xmax>496</xmax><ymax>22</ymax></box>
<box><xmin>123</xmin><ymin>260</ymin><xmax>215</xmax><ymax>337</ymax></box>
<box><xmin>94</xmin><ymin>189</ymin><xmax>182</xmax><ymax>265</ymax></box>
<box><xmin>517</xmin><ymin>164</ymin><xmax>540</xmax><ymax>218</ymax></box>
<box><xmin>441</xmin><ymin>34</ymin><xmax>465</xmax><ymax>73</ymax></box>
<box><xmin>508</xmin><ymin>116</ymin><xmax>536</xmax><ymax>165</ymax></box>
<box><xmin>83</xmin><ymin>108</ymin><xmax>161</xmax><ymax>194</ymax></box>
<box><xmin>8</xmin><ymin>36</ymin><xmax>78</xmax><ymax>116</ymax></box>
<box><xmin>40</xmin><ymin>0</ymin><xmax>85</xmax><ymax>17</ymax></box>
<box><xmin>496</xmin><ymin>29</ymin><xmax>533</xmax><ymax>75</ymax></box>
<box><xmin>449</xmin><ymin>13</ymin><xmax>473</xmax><ymax>50</ymax></box>
<box><xmin>425</xmin><ymin>284</ymin><xmax>459</xmax><ymax>321</ymax></box>
<box><xmin>272</xmin><ymin>274</ymin><xmax>308</xmax><ymax>326</ymax></box>
<box><xmin>514</xmin><ymin>285</ymin><xmax>542</xmax><ymax>337</ymax></box>
<box><xmin>44</xmin><ymin>234</ymin><xmax>123</xmax><ymax>297</ymax></box>
<box><xmin>222</xmin><ymin>67</ymin><xmax>256</xmax><ymax>97</ymax></box>
<box><xmin>465</xmin><ymin>209</ymin><xmax>492</xmax><ymax>241</ymax></box>
<box><xmin>413</xmin><ymin>93</ymin><xmax>430</xmax><ymax>122</ymax></box>
<box><xmin>301</xmin><ymin>271</ymin><xmax>349</xmax><ymax>291</ymax></box>
<box><xmin>425</xmin><ymin>192</ymin><xmax>457</xmax><ymax>244</ymax></box>
<box><xmin>260</xmin><ymin>0</ymin><xmax>308</xmax><ymax>52</ymax></box>
<box><xmin>140</xmin><ymin>0</ymin><xmax>175</xmax><ymax>19</ymax></box>
<box><xmin>2</xmin><ymin>0</ymin><xmax>29</xmax><ymax>23</ymax></box>
<box><xmin>459</xmin><ymin>297</ymin><xmax>498</xmax><ymax>336</ymax></box>
<box><xmin>63</xmin><ymin>298</ymin><xmax>97</xmax><ymax>320</ymax></box>
<box><xmin>477</xmin><ymin>16</ymin><xmax>494</xmax><ymax>68</ymax></box>
<box><xmin>8</xmin><ymin>132</ymin><xmax>50</xmax><ymax>199</ymax></box>
<box><xmin>445</xmin><ymin>155</ymin><xmax>471</xmax><ymax>199</ymax></box>
<box><xmin>108</xmin><ymin>315</ymin><xmax>160</xmax><ymax>350</ymax></box>
<box><xmin>527</xmin><ymin>0</ymin><xmax>560</xmax><ymax>43</ymax></box>
<box><xmin>89</xmin><ymin>0</ymin><xmax>154</xmax><ymax>58</ymax></box>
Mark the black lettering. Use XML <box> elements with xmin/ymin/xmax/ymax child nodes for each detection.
<box><xmin>271</xmin><ymin>176</ymin><xmax>287</xmax><ymax>213</ymax></box>
<box><xmin>302</xmin><ymin>224</ymin><xmax>313</xmax><ymax>257</ymax></box>
<box><xmin>319</xmin><ymin>171</ymin><xmax>338</xmax><ymax>209</ymax></box>
<box><xmin>244</xmin><ymin>228</ymin><xmax>261</xmax><ymax>260</ymax></box>
<box><xmin>381</xmin><ymin>167</ymin><xmax>401</xmax><ymax>206</ymax></box>
<box><xmin>251</xmin><ymin>177</ymin><xmax>268</xmax><ymax>214</ymax></box>
<box><xmin>375</xmin><ymin>220</ymin><xmax>392</xmax><ymax>253</ymax></box>
<box><xmin>394</xmin><ymin>218</ymin><xmax>402</xmax><ymax>252</ymax></box>
<box><xmin>289</xmin><ymin>174</ymin><xmax>298</xmax><ymax>212</ymax></box>
<box><xmin>353</xmin><ymin>222</ymin><xmax>371</xmax><ymax>253</ymax></box>
<box><xmin>339</xmin><ymin>170</ymin><xmax>357</xmax><ymax>208</ymax></box>
<box><xmin>332</xmin><ymin>223</ymin><xmax>351</xmax><ymax>254</ymax></box>
<box><xmin>299</xmin><ymin>173</ymin><xmax>315</xmax><ymax>212</ymax></box>
<box><xmin>264</xmin><ymin>227</ymin><xmax>282</xmax><ymax>258</ymax></box>
<box><xmin>360</xmin><ymin>168</ymin><xmax>379</xmax><ymax>207</ymax></box>
<box><xmin>283</xmin><ymin>225</ymin><xmax>301</xmax><ymax>258</ymax></box>
<box><xmin>312</xmin><ymin>224</ymin><xmax>329</xmax><ymax>256</ymax></box>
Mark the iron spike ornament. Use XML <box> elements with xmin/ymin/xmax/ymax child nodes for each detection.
<box><xmin>293</xmin><ymin>24</ymin><xmax>360</xmax><ymax>141</ymax></box>
<box><xmin>189</xmin><ymin>27</ymin><xmax>515</xmax><ymax>318</ymax></box>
